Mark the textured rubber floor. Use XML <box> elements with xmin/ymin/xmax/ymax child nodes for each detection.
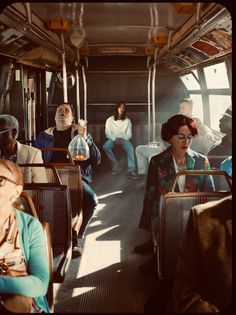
<box><xmin>54</xmin><ymin>170</ymin><xmax>154</xmax><ymax>313</ymax></box>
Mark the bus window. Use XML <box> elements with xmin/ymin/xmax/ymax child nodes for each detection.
<box><xmin>204</xmin><ymin>62</ymin><xmax>230</xmax><ymax>89</ymax></box>
<box><xmin>209</xmin><ymin>95</ymin><xmax>231</xmax><ymax>131</ymax></box>
<box><xmin>189</xmin><ymin>94</ymin><xmax>203</xmax><ymax>121</ymax></box>
<box><xmin>180</xmin><ymin>73</ymin><xmax>200</xmax><ymax>90</ymax></box>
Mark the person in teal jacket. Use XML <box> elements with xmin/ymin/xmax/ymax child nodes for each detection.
<box><xmin>0</xmin><ymin>159</ymin><xmax>50</xmax><ymax>313</ymax></box>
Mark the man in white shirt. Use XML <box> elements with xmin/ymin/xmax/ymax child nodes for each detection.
<box><xmin>103</xmin><ymin>102</ymin><xmax>138</xmax><ymax>178</ymax></box>
<box><xmin>179</xmin><ymin>98</ymin><xmax>215</xmax><ymax>154</ymax></box>
<box><xmin>179</xmin><ymin>98</ymin><xmax>194</xmax><ymax>117</ymax></box>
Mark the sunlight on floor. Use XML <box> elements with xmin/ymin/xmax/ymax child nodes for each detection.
<box><xmin>76</xmin><ymin>225</ymin><xmax>121</xmax><ymax>279</ymax></box>
<box><xmin>72</xmin><ymin>286</ymin><xmax>96</xmax><ymax>297</ymax></box>
<box><xmin>98</xmin><ymin>190</ymin><xmax>123</xmax><ymax>200</ymax></box>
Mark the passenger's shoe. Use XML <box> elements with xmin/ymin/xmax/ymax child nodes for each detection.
<box><xmin>72</xmin><ymin>237</ymin><xmax>83</xmax><ymax>258</ymax></box>
<box><xmin>128</xmin><ymin>171</ymin><xmax>139</xmax><ymax>179</ymax></box>
<box><xmin>111</xmin><ymin>165</ymin><xmax>122</xmax><ymax>174</ymax></box>
<box><xmin>134</xmin><ymin>240</ymin><xmax>153</xmax><ymax>254</ymax></box>
<box><xmin>139</xmin><ymin>255</ymin><xmax>157</xmax><ymax>274</ymax></box>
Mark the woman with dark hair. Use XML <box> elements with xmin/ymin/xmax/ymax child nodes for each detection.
<box><xmin>103</xmin><ymin>102</ymin><xmax>138</xmax><ymax>178</ymax></box>
<box><xmin>135</xmin><ymin>115</ymin><xmax>215</xmax><ymax>270</ymax></box>
<box><xmin>114</xmin><ymin>101</ymin><xmax>127</xmax><ymax>120</ymax></box>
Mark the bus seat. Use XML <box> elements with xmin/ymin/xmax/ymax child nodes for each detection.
<box><xmin>22</xmin><ymin>182</ymin><xmax>72</xmax><ymax>283</ymax></box>
<box><xmin>156</xmin><ymin>170</ymin><xmax>232</xmax><ymax>283</ymax></box>
<box><xmin>39</xmin><ymin>148</ymin><xmax>83</xmax><ymax>234</ymax></box>
<box><xmin>18</xmin><ymin>163</ymin><xmax>62</xmax><ymax>185</ymax></box>
<box><xmin>19</xmin><ymin>192</ymin><xmax>54</xmax><ymax>312</ymax></box>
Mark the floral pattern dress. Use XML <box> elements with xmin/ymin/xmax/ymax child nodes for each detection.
<box><xmin>142</xmin><ymin>146</ymin><xmax>215</xmax><ymax>238</ymax></box>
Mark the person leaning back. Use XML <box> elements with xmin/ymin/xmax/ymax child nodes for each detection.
<box><xmin>34</xmin><ymin>103</ymin><xmax>101</xmax><ymax>259</ymax></box>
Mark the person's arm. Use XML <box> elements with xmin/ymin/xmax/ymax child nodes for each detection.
<box><xmin>31</xmin><ymin>149</ymin><xmax>48</xmax><ymax>183</ymax></box>
<box><xmin>0</xmin><ymin>218</ymin><xmax>50</xmax><ymax>297</ymax></box>
<box><xmin>171</xmin><ymin>210</ymin><xmax>219</xmax><ymax>313</ymax></box>
<box><xmin>34</xmin><ymin>131</ymin><xmax>44</xmax><ymax>149</ymax></box>
<box><xmin>123</xmin><ymin>118</ymin><xmax>132</xmax><ymax>140</ymax></box>
<box><xmin>105</xmin><ymin>118</ymin><xmax>116</xmax><ymax>141</ymax></box>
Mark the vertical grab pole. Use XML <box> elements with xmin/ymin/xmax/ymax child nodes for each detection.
<box><xmin>60</xmin><ymin>33</ymin><xmax>68</xmax><ymax>103</ymax></box>
<box><xmin>75</xmin><ymin>49</ymin><xmax>81</xmax><ymax>121</ymax></box>
<box><xmin>81</xmin><ymin>65</ymin><xmax>87</xmax><ymax>122</ymax></box>
<box><xmin>151</xmin><ymin>64</ymin><xmax>156</xmax><ymax>142</ymax></box>
<box><xmin>75</xmin><ymin>64</ymin><xmax>80</xmax><ymax>121</ymax></box>
<box><xmin>151</xmin><ymin>48</ymin><xmax>158</xmax><ymax>142</ymax></box>
<box><xmin>147</xmin><ymin>61</ymin><xmax>152</xmax><ymax>144</ymax></box>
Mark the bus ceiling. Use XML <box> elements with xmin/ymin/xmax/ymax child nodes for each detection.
<box><xmin>0</xmin><ymin>3</ymin><xmax>232</xmax><ymax>73</ymax></box>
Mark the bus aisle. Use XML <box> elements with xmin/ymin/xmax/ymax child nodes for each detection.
<box><xmin>53</xmin><ymin>168</ymin><xmax>154</xmax><ymax>313</ymax></box>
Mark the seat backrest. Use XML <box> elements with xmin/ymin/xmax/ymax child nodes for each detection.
<box><xmin>20</xmin><ymin>192</ymin><xmax>54</xmax><ymax>312</ymax></box>
<box><xmin>156</xmin><ymin>170</ymin><xmax>232</xmax><ymax>283</ymax></box>
<box><xmin>39</xmin><ymin>148</ymin><xmax>83</xmax><ymax>234</ymax></box>
<box><xmin>18</xmin><ymin>163</ymin><xmax>62</xmax><ymax>184</ymax></box>
<box><xmin>23</xmin><ymin>182</ymin><xmax>72</xmax><ymax>283</ymax></box>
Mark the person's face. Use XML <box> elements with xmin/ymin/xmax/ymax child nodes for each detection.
<box><xmin>169</xmin><ymin>125</ymin><xmax>193</xmax><ymax>153</ymax></box>
<box><xmin>55</xmin><ymin>104</ymin><xmax>74</xmax><ymax>125</ymax></box>
<box><xmin>118</xmin><ymin>104</ymin><xmax>125</xmax><ymax>116</ymax></box>
<box><xmin>0</xmin><ymin>164</ymin><xmax>22</xmax><ymax>209</ymax></box>
<box><xmin>0</xmin><ymin>120</ymin><xmax>16</xmax><ymax>151</ymax></box>
<box><xmin>179</xmin><ymin>102</ymin><xmax>192</xmax><ymax>117</ymax></box>
<box><xmin>219</xmin><ymin>114</ymin><xmax>232</xmax><ymax>135</ymax></box>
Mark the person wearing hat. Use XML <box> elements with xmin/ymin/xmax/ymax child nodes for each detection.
<box><xmin>208</xmin><ymin>106</ymin><xmax>232</xmax><ymax>168</ymax></box>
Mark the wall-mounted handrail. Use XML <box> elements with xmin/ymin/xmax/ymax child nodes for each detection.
<box><xmin>150</xmin><ymin>4</ymin><xmax>230</xmax><ymax>68</ymax></box>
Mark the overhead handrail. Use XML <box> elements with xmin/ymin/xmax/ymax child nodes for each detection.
<box><xmin>150</xmin><ymin>4</ymin><xmax>230</xmax><ymax>68</ymax></box>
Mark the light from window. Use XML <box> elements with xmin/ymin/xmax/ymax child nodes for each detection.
<box><xmin>192</xmin><ymin>69</ymin><xmax>199</xmax><ymax>79</ymax></box>
<box><xmin>209</xmin><ymin>95</ymin><xmax>231</xmax><ymax>130</ymax></box>
<box><xmin>189</xmin><ymin>94</ymin><xmax>203</xmax><ymax>121</ymax></box>
<box><xmin>180</xmin><ymin>73</ymin><xmax>200</xmax><ymax>90</ymax></box>
<box><xmin>204</xmin><ymin>62</ymin><xmax>229</xmax><ymax>89</ymax></box>
<box><xmin>46</xmin><ymin>71</ymin><xmax>53</xmax><ymax>88</ymax></box>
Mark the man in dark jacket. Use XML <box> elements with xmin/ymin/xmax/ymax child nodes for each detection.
<box><xmin>208</xmin><ymin>106</ymin><xmax>232</xmax><ymax>168</ymax></box>
<box><xmin>35</xmin><ymin>103</ymin><xmax>101</xmax><ymax>258</ymax></box>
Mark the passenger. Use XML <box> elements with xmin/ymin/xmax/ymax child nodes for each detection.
<box><xmin>135</xmin><ymin>124</ymin><xmax>166</xmax><ymax>175</ymax></box>
<box><xmin>0</xmin><ymin>159</ymin><xmax>50</xmax><ymax>313</ymax></box>
<box><xmin>34</xmin><ymin>103</ymin><xmax>101</xmax><ymax>258</ymax></box>
<box><xmin>190</xmin><ymin>117</ymin><xmax>215</xmax><ymax>155</ymax></box>
<box><xmin>135</xmin><ymin>98</ymin><xmax>196</xmax><ymax>177</ymax></box>
<box><xmin>102</xmin><ymin>101</ymin><xmax>138</xmax><ymax>178</ymax></box>
<box><xmin>135</xmin><ymin>114</ymin><xmax>215</xmax><ymax>272</ymax></box>
<box><xmin>0</xmin><ymin>114</ymin><xmax>47</xmax><ymax>183</ymax></box>
<box><xmin>208</xmin><ymin>106</ymin><xmax>232</xmax><ymax>167</ymax></box>
<box><xmin>135</xmin><ymin>142</ymin><xmax>166</xmax><ymax>175</ymax></box>
<box><xmin>179</xmin><ymin>98</ymin><xmax>194</xmax><ymax>118</ymax></box>
<box><xmin>167</xmin><ymin>194</ymin><xmax>232</xmax><ymax>313</ymax></box>
<box><xmin>179</xmin><ymin>98</ymin><xmax>215</xmax><ymax>154</ymax></box>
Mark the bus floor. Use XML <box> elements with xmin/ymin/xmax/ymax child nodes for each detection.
<box><xmin>53</xmin><ymin>168</ymin><xmax>155</xmax><ymax>313</ymax></box>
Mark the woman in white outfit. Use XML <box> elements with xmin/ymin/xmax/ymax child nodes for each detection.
<box><xmin>103</xmin><ymin>102</ymin><xmax>138</xmax><ymax>178</ymax></box>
